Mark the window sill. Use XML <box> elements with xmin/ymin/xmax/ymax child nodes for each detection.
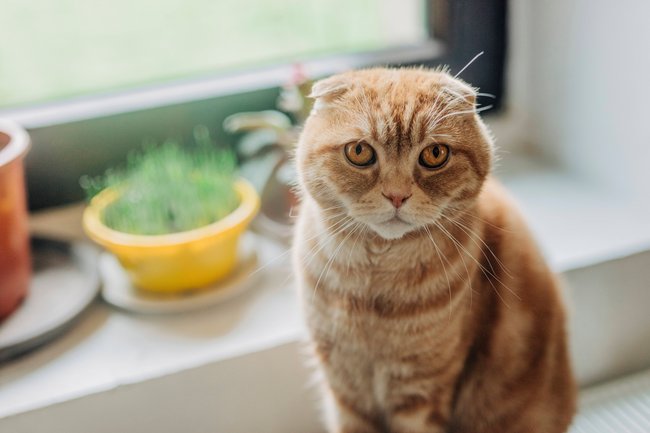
<box><xmin>496</xmin><ymin>155</ymin><xmax>650</xmax><ymax>272</ymax></box>
<box><xmin>0</xmin><ymin>237</ymin><xmax>307</xmax><ymax>424</ymax></box>
<box><xmin>2</xmin><ymin>157</ymin><xmax>649</xmax><ymax>432</ymax></box>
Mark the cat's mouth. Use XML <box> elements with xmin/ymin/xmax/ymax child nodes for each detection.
<box><xmin>383</xmin><ymin>214</ymin><xmax>411</xmax><ymax>225</ymax></box>
<box><xmin>368</xmin><ymin>213</ymin><xmax>416</xmax><ymax>240</ymax></box>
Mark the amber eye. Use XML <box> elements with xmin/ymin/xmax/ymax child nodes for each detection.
<box><xmin>419</xmin><ymin>144</ymin><xmax>450</xmax><ymax>169</ymax></box>
<box><xmin>344</xmin><ymin>141</ymin><xmax>376</xmax><ymax>167</ymax></box>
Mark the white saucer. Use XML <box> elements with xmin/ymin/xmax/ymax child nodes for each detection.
<box><xmin>99</xmin><ymin>234</ymin><xmax>261</xmax><ymax>314</ymax></box>
<box><xmin>0</xmin><ymin>239</ymin><xmax>100</xmax><ymax>362</ymax></box>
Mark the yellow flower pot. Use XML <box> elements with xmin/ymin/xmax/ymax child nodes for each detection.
<box><xmin>83</xmin><ymin>178</ymin><xmax>259</xmax><ymax>293</ymax></box>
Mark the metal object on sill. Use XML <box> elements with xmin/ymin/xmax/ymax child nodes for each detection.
<box><xmin>241</xmin><ymin>152</ymin><xmax>297</xmax><ymax>245</ymax></box>
<box><xmin>0</xmin><ymin>238</ymin><xmax>100</xmax><ymax>362</ymax></box>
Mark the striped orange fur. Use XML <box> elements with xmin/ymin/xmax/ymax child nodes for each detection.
<box><xmin>293</xmin><ymin>68</ymin><xmax>576</xmax><ymax>433</ymax></box>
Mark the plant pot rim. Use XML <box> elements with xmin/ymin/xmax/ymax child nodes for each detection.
<box><xmin>0</xmin><ymin>119</ymin><xmax>30</xmax><ymax>168</ymax></box>
<box><xmin>83</xmin><ymin>177</ymin><xmax>260</xmax><ymax>248</ymax></box>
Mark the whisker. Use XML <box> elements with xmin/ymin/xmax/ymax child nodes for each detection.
<box><xmin>425</xmin><ymin>93</ymin><xmax>469</xmax><ymax>133</ymax></box>
<box><xmin>440</xmin><ymin>213</ymin><xmax>514</xmax><ymax>279</ymax></box>
<box><xmin>439</xmin><ymin>213</ymin><xmax>498</xmax><ymax>281</ymax></box>
<box><xmin>440</xmin><ymin>86</ymin><xmax>473</xmax><ymax>105</ymax></box>
<box><xmin>427</xmin><ymin>93</ymin><xmax>463</xmax><ymax>124</ymax></box>
<box><xmin>454</xmin><ymin>51</ymin><xmax>484</xmax><ymax>79</ymax></box>
<box><xmin>433</xmin><ymin>220</ymin><xmax>520</xmax><ymax>305</ymax></box>
<box><xmin>346</xmin><ymin>224</ymin><xmax>367</xmax><ymax>273</ymax></box>
<box><xmin>435</xmin><ymin>108</ymin><xmax>478</xmax><ymax>123</ymax></box>
<box><xmin>302</xmin><ymin>217</ymin><xmax>356</xmax><ymax>270</ymax></box>
<box><xmin>251</xmin><ymin>213</ymin><xmax>351</xmax><ymax>277</ymax></box>
<box><xmin>427</xmin><ymin>95</ymin><xmax>491</xmax><ymax>133</ymax></box>
<box><xmin>440</xmin><ymin>221</ymin><xmax>476</xmax><ymax>312</ymax></box>
<box><xmin>445</xmin><ymin>204</ymin><xmax>514</xmax><ymax>233</ymax></box>
<box><xmin>304</xmin><ymin>216</ymin><xmax>357</xmax><ymax>260</ymax></box>
<box><xmin>423</xmin><ymin>225</ymin><xmax>454</xmax><ymax>322</ymax></box>
<box><xmin>422</xmin><ymin>84</ymin><xmax>452</xmax><ymax>131</ymax></box>
<box><xmin>312</xmin><ymin>222</ymin><xmax>360</xmax><ymax>300</ymax></box>
<box><xmin>432</xmin><ymin>220</ymin><xmax>510</xmax><ymax>308</ymax></box>
<box><xmin>300</xmin><ymin>211</ymin><xmax>350</xmax><ymax>243</ymax></box>
<box><xmin>278</xmin><ymin>214</ymin><xmax>355</xmax><ymax>291</ymax></box>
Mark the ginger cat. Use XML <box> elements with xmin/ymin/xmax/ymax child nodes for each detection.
<box><xmin>293</xmin><ymin>68</ymin><xmax>576</xmax><ymax>433</ymax></box>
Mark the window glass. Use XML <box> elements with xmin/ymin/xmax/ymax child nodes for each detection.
<box><xmin>0</xmin><ymin>0</ymin><xmax>427</xmax><ymax>108</ymax></box>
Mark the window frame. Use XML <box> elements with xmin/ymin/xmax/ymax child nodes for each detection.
<box><xmin>1</xmin><ymin>0</ymin><xmax>506</xmax><ymax>209</ymax></box>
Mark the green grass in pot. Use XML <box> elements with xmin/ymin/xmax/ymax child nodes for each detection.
<box><xmin>81</xmin><ymin>127</ymin><xmax>239</xmax><ymax>236</ymax></box>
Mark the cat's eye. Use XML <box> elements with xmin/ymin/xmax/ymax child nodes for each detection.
<box><xmin>344</xmin><ymin>141</ymin><xmax>376</xmax><ymax>167</ymax></box>
<box><xmin>419</xmin><ymin>144</ymin><xmax>450</xmax><ymax>169</ymax></box>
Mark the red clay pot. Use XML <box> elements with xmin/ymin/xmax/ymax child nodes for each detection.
<box><xmin>0</xmin><ymin>120</ymin><xmax>31</xmax><ymax>321</ymax></box>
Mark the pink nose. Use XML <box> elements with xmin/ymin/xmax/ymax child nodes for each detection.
<box><xmin>382</xmin><ymin>193</ymin><xmax>412</xmax><ymax>208</ymax></box>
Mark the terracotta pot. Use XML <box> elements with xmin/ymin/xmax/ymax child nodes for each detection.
<box><xmin>0</xmin><ymin>120</ymin><xmax>31</xmax><ymax>320</ymax></box>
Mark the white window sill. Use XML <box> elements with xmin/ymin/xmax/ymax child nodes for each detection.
<box><xmin>0</xmin><ymin>241</ymin><xmax>303</xmax><ymax>420</ymax></box>
<box><xmin>2</xmin><ymin>157</ymin><xmax>649</xmax><ymax>432</ymax></box>
<box><xmin>497</xmin><ymin>155</ymin><xmax>650</xmax><ymax>272</ymax></box>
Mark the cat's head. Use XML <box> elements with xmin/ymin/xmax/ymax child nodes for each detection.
<box><xmin>296</xmin><ymin>68</ymin><xmax>494</xmax><ymax>240</ymax></box>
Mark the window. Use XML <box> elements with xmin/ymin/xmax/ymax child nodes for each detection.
<box><xmin>1</xmin><ymin>0</ymin><xmax>428</xmax><ymax>108</ymax></box>
<box><xmin>0</xmin><ymin>0</ymin><xmax>506</xmax><ymax>209</ymax></box>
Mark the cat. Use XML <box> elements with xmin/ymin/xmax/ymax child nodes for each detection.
<box><xmin>292</xmin><ymin>68</ymin><xmax>576</xmax><ymax>433</ymax></box>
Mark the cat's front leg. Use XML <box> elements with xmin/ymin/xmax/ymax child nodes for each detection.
<box><xmin>385</xmin><ymin>395</ymin><xmax>449</xmax><ymax>433</ymax></box>
<box><xmin>321</xmin><ymin>387</ymin><xmax>384</xmax><ymax>433</ymax></box>
<box><xmin>380</xmin><ymin>358</ymin><xmax>460</xmax><ymax>433</ymax></box>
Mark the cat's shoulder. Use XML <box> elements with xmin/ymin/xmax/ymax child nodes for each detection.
<box><xmin>478</xmin><ymin>176</ymin><xmax>517</xmax><ymax>214</ymax></box>
<box><xmin>476</xmin><ymin>176</ymin><xmax>528</xmax><ymax>236</ymax></box>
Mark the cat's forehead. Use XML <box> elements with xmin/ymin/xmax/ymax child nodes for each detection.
<box><xmin>311</xmin><ymin>68</ymin><xmax>477</xmax><ymax>150</ymax></box>
<box><xmin>350</xmin><ymin>69</ymin><xmax>448</xmax><ymax>98</ymax></box>
<box><xmin>312</xmin><ymin>68</ymin><xmax>474</xmax><ymax>106</ymax></box>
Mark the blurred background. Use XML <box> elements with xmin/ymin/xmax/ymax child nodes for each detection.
<box><xmin>2</xmin><ymin>0</ymin><xmax>429</xmax><ymax>107</ymax></box>
<box><xmin>1</xmin><ymin>1</ymin><xmax>649</xmax><ymax>432</ymax></box>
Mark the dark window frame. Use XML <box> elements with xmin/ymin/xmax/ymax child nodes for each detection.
<box><xmin>2</xmin><ymin>0</ymin><xmax>506</xmax><ymax>209</ymax></box>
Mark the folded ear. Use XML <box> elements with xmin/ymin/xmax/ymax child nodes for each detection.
<box><xmin>309</xmin><ymin>75</ymin><xmax>351</xmax><ymax>102</ymax></box>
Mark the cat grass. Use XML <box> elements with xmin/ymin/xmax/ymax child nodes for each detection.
<box><xmin>81</xmin><ymin>128</ymin><xmax>239</xmax><ymax>235</ymax></box>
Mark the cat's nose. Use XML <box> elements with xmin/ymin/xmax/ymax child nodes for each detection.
<box><xmin>382</xmin><ymin>192</ymin><xmax>412</xmax><ymax>209</ymax></box>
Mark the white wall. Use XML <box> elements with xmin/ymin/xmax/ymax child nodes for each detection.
<box><xmin>502</xmin><ymin>0</ymin><xmax>650</xmax><ymax>196</ymax></box>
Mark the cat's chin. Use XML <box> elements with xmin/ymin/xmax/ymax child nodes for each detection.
<box><xmin>368</xmin><ymin>220</ymin><xmax>417</xmax><ymax>240</ymax></box>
